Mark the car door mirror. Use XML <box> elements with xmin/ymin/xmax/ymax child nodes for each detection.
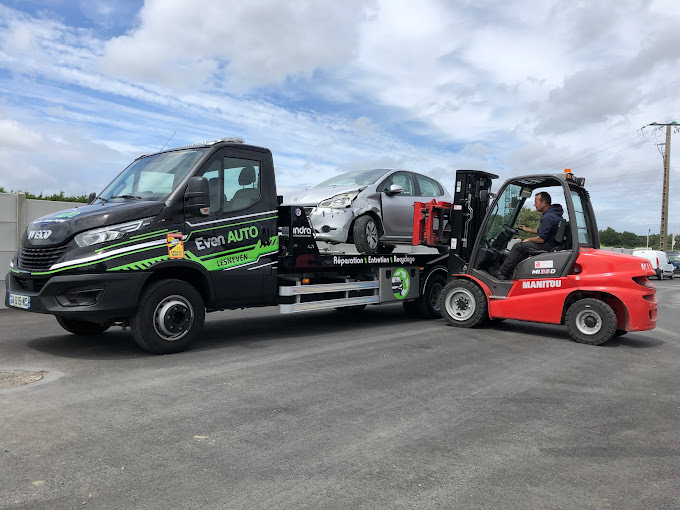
<box><xmin>385</xmin><ymin>184</ymin><xmax>403</xmax><ymax>196</ymax></box>
<box><xmin>185</xmin><ymin>176</ymin><xmax>210</xmax><ymax>216</ymax></box>
<box><xmin>87</xmin><ymin>192</ymin><xmax>97</xmax><ymax>205</ymax></box>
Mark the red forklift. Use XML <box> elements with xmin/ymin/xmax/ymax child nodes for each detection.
<box><xmin>414</xmin><ymin>169</ymin><xmax>657</xmax><ymax>345</ymax></box>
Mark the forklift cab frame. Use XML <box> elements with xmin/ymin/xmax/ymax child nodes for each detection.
<box><xmin>465</xmin><ymin>171</ymin><xmax>599</xmax><ymax>295</ymax></box>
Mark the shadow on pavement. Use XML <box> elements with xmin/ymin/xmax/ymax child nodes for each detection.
<box><xmin>25</xmin><ymin>304</ymin><xmax>422</xmax><ymax>360</ymax></box>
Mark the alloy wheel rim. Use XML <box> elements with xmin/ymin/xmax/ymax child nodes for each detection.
<box><xmin>366</xmin><ymin>221</ymin><xmax>378</xmax><ymax>250</ymax></box>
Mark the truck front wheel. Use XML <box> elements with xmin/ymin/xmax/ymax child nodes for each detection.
<box><xmin>56</xmin><ymin>316</ymin><xmax>109</xmax><ymax>336</ymax></box>
<box><xmin>441</xmin><ymin>280</ymin><xmax>488</xmax><ymax>328</ymax></box>
<box><xmin>131</xmin><ymin>279</ymin><xmax>205</xmax><ymax>354</ymax></box>
<box><xmin>565</xmin><ymin>298</ymin><xmax>617</xmax><ymax>346</ymax></box>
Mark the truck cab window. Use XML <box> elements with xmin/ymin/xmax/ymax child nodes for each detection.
<box><xmin>224</xmin><ymin>158</ymin><xmax>261</xmax><ymax>211</ymax></box>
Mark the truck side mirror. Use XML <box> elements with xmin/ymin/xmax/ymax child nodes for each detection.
<box><xmin>385</xmin><ymin>184</ymin><xmax>404</xmax><ymax>196</ymax></box>
<box><xmin>87</xmin><ymin>192</ymin><xmax>97</xmax><ymax>205</ymax></box>
<box><xmin>185</xmin><ymin>176</ymin><xmax>210</xmax><ymax>216</ymax></box>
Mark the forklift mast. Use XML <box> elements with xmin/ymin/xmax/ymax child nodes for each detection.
<box><xmin>449</xmin><ymin>170</ymin><xmax>498</xmax><ymax>262</ymax></box>
<box><xmin>413</xmin><ymin>170</ymin><xmax>497</xmax><ymax>273</ymax></box>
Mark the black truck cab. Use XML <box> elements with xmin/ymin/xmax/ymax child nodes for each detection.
<box><xmin>6</xmin><ymin>138</ymin><xmax>447</xmax><ymax>353</ymax></box>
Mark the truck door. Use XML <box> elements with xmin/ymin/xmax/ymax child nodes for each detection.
<box><xmin>185</xmin><ymin>148</ymin><xmax>278</xmax><ymax>304</ymax></box>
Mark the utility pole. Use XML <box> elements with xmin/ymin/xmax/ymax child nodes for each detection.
<box><xmin>648</xmin><ymin>121</ymin><xmax>677</xmax><ymax>251</ymax></box>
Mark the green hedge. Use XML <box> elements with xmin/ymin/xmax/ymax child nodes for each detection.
<box><xmin>0</xmin><ymin>186</ymin><xmax>88</xmax><ymax>203</ymax></box>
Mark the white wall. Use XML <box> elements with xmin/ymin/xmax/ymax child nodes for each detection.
<box><xmin>0</xmin><ymin>193</ymin><xmax>81</xmax><ymax>309</ymax></box>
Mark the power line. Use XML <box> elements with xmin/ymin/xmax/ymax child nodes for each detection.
<box><xmin>567</xmin><ymin>139</ymin><xmax>652</xmax><ymax>170</ymax></box>
<box><xmin>544</xmin><ymin>127</ymin><xmax>644</xmax><ymax>169</ymax></box>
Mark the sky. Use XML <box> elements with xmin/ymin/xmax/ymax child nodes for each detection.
<box><xmin>0</xmin><ymin>0</ymin><xmax>679</xmax><ymax>236</ymax></box>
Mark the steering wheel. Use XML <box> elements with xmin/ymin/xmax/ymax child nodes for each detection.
<box><xmin>502</xmin><ymin>223</ymin><xmax>519</xmax><ymax>236</ymax></box>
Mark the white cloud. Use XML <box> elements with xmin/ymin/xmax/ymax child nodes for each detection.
<box><xmin>0</xmin><ymin>1</ymin><xmax>679</xmax><ymax>233</ymax></box>
<box><xmin>100</xmin><ymin>0</ymin><xmax>375</xmax><ymax>90</ymax></box>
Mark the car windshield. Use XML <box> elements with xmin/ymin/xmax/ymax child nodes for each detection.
<box><xmin>314</xmin><ymin>169</ymin><xmax>388</xmax><ymax>188</ymax></box>
<box><xmin>667</xmin><ymin>252</ymin><xmax>680</xmax><ymax>263</ymax></box>
<box><xmin>98</xmin><ymin>149</ymin><xmax>207</xmax><ymax>202</ymax></box>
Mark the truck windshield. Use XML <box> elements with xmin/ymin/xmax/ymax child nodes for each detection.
<box><xmin>98</xmin><ymin>149</ymin><xmax>207</xmax><ymax>202</ymax></box>
<box><xmin>314</xmin><ymin>169</ymin><xmax>387</xmax><ymax>188</ymax></box>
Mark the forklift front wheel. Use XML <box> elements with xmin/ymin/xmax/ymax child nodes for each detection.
<box><xmin>131</xmin><ymin>279</ymin><xmax>205</xmax><ymax>354</ymax></box>
<box><xmin>441</xmin><ymin>280</ymin><xmax>488</xmax><ymax>328</ymax></box>
<box><xmin>565</xmin><ymin>298</ymin><xmax>617</xmax><ymax>346</ymax></box>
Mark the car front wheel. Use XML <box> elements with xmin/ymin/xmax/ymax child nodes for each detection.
<box><xmin>353</xmin><ymin>215</ymin><xmax>380</xmax><ymax>254</ymax></box>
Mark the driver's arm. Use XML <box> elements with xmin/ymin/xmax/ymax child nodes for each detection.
<box><xmin>518</xmin><ymin>224</ymin><xmax>544</xmax><ymax>243</ymax></box>
<box><xmin>518</xmin><ymin>224</ymin><xmax>537</xmax><ymax>234</ymax></box>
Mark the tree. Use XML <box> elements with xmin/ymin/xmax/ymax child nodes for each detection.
<box><xmin>599</xmin><ymin>227</ymin><xmax>621</xmax><ymax>247</ymax></box>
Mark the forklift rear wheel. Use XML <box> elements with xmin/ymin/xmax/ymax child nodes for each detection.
<box><xmin>441</xmin><ymin>280</ymin><xmax>488</xmax><ymax>328</ymax></box>
<box><xmin>131</xmin><ymin>279</ymin><xmax>205</xmax><ymax>354</ymax></box>
<box><xmin>353</xmin><ymin>215</ymin><xmax>380</xmax><ymax>254</ymax></box>
<box><xmin>565</xmin><ymin>298</ymin><xmax>617</xmax><ymax>346</ymax></box>
<box><xmin>56</xmin><ymin>316</ymin><xmax>109</xmax><ymax>335</ymax></box>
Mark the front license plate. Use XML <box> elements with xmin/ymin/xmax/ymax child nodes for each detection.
<box><xmin>9</xmin><ymin>293</ymin><xmax>30</xmax><ymax>310</ymax></box>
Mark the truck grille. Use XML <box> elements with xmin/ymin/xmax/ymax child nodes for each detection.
<box><xmin>18</xmin><ymin>245</ymin><xmax>69</xmax><ymax>272</ymax></box>
<box><xmin>11</xmin><ymin>274</ymin><xmax>48</xmax><ymax>293</ymax></box>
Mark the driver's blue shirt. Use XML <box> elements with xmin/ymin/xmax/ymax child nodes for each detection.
<box><xmin>537</xmin><ymin>204</ymin><xmax>564</xmax><ymax>245</ymax></box>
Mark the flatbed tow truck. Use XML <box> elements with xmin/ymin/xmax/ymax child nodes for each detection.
<box><xmin>5</xmin><ymin>138</ymin><xmax>657</xmax><ymax>353</ymax></box>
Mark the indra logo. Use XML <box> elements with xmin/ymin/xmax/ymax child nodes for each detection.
<box><xmin>391</xmin><ymin>267</ymin><xmax>411</xmax><ymax>300</ymax></box>
<box><xmin>292</xmin><ymin>226</ymin><xmax>312</xmax><ymax>237</ymax></box>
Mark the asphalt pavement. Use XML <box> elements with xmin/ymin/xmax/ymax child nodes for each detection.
<box><xmin>1</xmin><ymin>281</ymin><xmax>679</xmax><ymax>509</ymax></box>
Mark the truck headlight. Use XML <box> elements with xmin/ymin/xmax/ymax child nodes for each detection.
<box><xmin>318</xmin><ymin>192</ymin><xmax>359</xmax><ymax>208</ymax></box>
<box><xmin>74</xmin><ymin>217</ymin><xmax>154</xmax><ymax>247</ymax></box>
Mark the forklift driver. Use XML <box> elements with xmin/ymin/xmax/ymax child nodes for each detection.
<box><xmin>494</xmin><ymin>191</ymin><xmax>564</xmax><ymax>280</ymax></box>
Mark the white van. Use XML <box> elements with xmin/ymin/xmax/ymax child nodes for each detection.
<box><xmin>632</xmin><ymin>249</ymin><xmax>675</xmax><ymax>279</ymax></box>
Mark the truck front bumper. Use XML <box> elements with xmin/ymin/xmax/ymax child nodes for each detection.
<box><xmin>5</xmin><ymin>271</ymin><xmax>150</xmax><ymax>323</ymax></box>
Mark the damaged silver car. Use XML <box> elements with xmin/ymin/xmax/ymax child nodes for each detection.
<box><xmin>284</xmin><ymin>168</ymin><xmax>452</xmax><ymax>254</ymax></box>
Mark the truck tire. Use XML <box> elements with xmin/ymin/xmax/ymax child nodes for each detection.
<box><xmin>565</xmin><ymin>298</ymin><xmax>617</xmax><ymax>346</ymax></box>
<box><xmin>131</xmin><ymin>279</ymin><xmax>205</xmax><ymax>354</ymax></box>
<box><xmin>441</xmin><ymin>280</ymin><xmax>488</xmax><ymax>328</ymax></box>
<box><xmin>353</xmin><ymin>215</ymin><xmax>380</xmax><ymax>254</ymax></box>
<box><xmin>56</xmin><ymin>316</ymin><xmax>109</xmax><ymax>336</ymax></box>
<box><xmin>415</xmin><ymin>271</ymin><xmax>447</xmax><ymax>319</ymax></box>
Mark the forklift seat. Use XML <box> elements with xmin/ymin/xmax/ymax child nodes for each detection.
<box><xmin>548</xmin><ymin>219</ymin><xmax>569</xmax><ymax>252</ymax></box>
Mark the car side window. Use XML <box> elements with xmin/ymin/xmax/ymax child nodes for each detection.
<box><xmin>379</xmin><ymin>172</ymin><xmax>414</xmax><ymax>196</ymax></box>
<box><xmin>415</xmin><ymin>174</ymin><xmax>443</xmax><ymax>197</ymax></box>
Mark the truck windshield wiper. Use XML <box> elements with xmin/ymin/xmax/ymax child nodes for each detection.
<box><xmin>110</xmin><ymin>195</ymin><xmax>143</xmax><ymax>200</ymax></box>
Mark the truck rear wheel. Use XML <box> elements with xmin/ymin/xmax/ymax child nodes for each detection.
<box><xmin>565</xmin><ymin>298</ymin><xmax>616</xmax><ymax>346</ymax></box>
<box><xmin>131</xmin><ymin>279</ymin><xmax>205</xmax><ymax>354</ymax></box>
<box><xmin>56</xmin><ymin>316</ymin><xmax>109</xmax><ymax>336</ymax></box>
<box><xmin>441</xmin><ymin>280</ymin><xmax>487</xmax><ymax>328</ymax></box>
<box><xmin>415</xmin><ymin>272</ymin><xmax>447</xmax><ymax>319</ymax></box>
